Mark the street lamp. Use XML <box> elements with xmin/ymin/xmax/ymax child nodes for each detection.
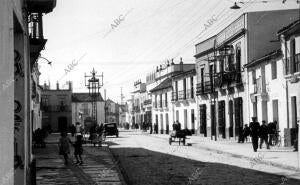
<box><xmin>84</xmin><ymin>68</ymin><xmax>103</xmax><ymax>123</ymax></box>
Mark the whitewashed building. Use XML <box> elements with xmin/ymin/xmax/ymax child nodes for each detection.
<box><xmin>278</xmin><ymin>20</ymin><xmax>300</xmax><ymax>146</ymax></box>
<box><xmin>172</xmin><ymin>69</ymin><xmax>197</xmax><ymax>133</ymax></box>
<box><xmin>195</xmin><ymin>9</ymin><xmax>298</xmax><ymax>141</ymax></box>
<box><xmin>72</xmin><ymin>93</ymin><xmax>105</xmax><ymax>126</ymax></box>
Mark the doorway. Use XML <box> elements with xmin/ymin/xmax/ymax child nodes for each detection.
<box><xmin>229</xmin><ymin>100</ymin><xmax>233</xmax><ymax>137</ymax></box>
<box><xmin>58</xmin><ymin>116</ymin><xmax>68</xmax><ymax>132</ymax></box>
<box><xmin>218</xmin><ymin>101</ymin><xmax>226</xmax><ymax>138</ymax></box>
<box><xmin>200</xmin><ymin>104</ymin><xmax>207</xmax><ymax>137</ymax></box>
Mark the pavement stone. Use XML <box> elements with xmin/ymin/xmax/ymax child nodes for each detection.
<box><xmin>34</xmin><ymin>133</ymin><xmax>126</xmax><ymax>185</ymax></box>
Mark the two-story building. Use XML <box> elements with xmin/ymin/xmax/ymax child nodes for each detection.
<box><xmin>149</xmin><ymin>58</ymin><xmax>195</xmax><ymax>134</ymax></box>
<box><xmin>41</xmin><ymin>82</ymin><xmax>72</xmax><ymax>132</ymax></box>
<box><xmin>278</xmin><ymin>20</ymin><xmax>300</xmax><ymax>146</ymax></box>
<box><xmin>172</xmin><ymin>69</ymin><xmax>197</xmax><ymax>133</ymax></box>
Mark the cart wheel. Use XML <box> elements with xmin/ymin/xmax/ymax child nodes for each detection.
<box><xmin>169</xmin><ymin>138</ymin><xmax>172</xmax><ymax>145</ymax></box>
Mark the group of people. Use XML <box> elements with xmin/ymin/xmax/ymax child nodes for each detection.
<box><xmin>58</xmin><ymin>132</ymin><xmax>83</xmax><ymax>165</ymax></box>
<box><xmin>248</xmin><ymin>117</ymin><xmax>279</xmax><ymax>152</ymax></box>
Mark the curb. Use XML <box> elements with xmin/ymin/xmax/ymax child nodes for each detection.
<box><xmin>103</xmin><ymin>145</ymin><xmax>129</xmax><ymax>185</ymax></box>
<box><xmin>146</xmin><ymin>133</ymin><xmax>299</xmax><ymax>172</ymax></box>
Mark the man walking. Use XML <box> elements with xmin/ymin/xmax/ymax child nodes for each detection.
<box><xmin>249</xmin><ymin>117</ymin><xmax>260</xmax><ymax>152</ymax></box>
<box><xmin>260</xmin><ymin>120</ymin><xmax>270</xmax><ymax>149</ymax></box>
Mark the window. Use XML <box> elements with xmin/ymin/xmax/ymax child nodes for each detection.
<box><xmin>236</xmin><ymin>43</ymin><xmax>241</xmax><ymax>71</ymax></box>
<box><xmin>165</xmin><ymin>93</ymin><xmax>168</xmax><ymax>107</ymax></box>
<box><xmin>159</xmin><ymin>94</ymin><xmax>162</xmax><ymax>108</ymax></box>
<box><xmin>271</xmin><ymin>61</ymin><xmax>277</xmax><ymax>79</ymax></box>
<box><xmin>190</xmin><ymin>76</ymin><xmax>194</xmax><ymax>99</ymax></box>
<box><xmin>183</xmin><ymin>78</ymin><xmax>187</xmax><ymax>99</ymax></box>
<box><xmin>252</xmin><ymin>70</ymin><xmax>256</xmax><ymax>84</ymax></box>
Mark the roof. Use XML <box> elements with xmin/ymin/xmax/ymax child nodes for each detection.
<box><xmin>244</xmin><ymin>49</ymin><xmax>282</xmax><ymax>68</ymax></box>
<box><xmin>150</xmin><ymin>78</ymin><xmax>172</xmax><ymax>92</ymax></box>
<box><xmin>277</xmin><ymin>19</ymin><xmax>300</xmax><ymax>36</ymax></box>
<box><xmin>72</xmin><ymin>93</ymin><xmax>104</xmax><ymax>102</ymax></box>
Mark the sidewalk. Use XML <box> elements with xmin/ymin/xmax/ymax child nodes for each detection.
<box><xmin>34</xmin><ymin>133</ymin><xmax>126</xmax><ymax>185</ymax></box>
<box><xmin>146</xmin><ymin>133</ymin><xmax>300</xmax><ymax>172</ymax></box>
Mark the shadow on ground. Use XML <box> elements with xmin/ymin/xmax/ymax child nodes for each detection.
<box><xmin>109</xmin><ymin>144</ymin><xmax>300</xmax><ymax>185</ymax></box>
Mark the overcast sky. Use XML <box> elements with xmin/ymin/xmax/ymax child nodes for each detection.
<box><xmin>39</xmin><ymin>0</ymin><xmax>298</xmax><ymax>103</ymax></box>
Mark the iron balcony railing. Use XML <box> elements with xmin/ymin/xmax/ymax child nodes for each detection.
<box><xmin>214</xmin><ymin>72</ymin><xmax>242</xmax><ymax>88</ymax></box>
<box><xmin>284</xmin><ymin>53</ymin><xmax>300</xmax><ymax>75</ymax></box>
<box><xmin>196</xmin><ymin>81</ymin><xmax>213</xmax><ymax>95</ymax></box>
<box><xmin>172</xmin><ymin>89</ymin><xmax>194</xmax><ymax>101</ymax></box>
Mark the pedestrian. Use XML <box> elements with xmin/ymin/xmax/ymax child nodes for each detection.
<box><xmin>70</xmin><ymin>124</ymin><xmax>76</xmax><ymax>137</ymax></box>
<box><xmin>150</xmin><ymin>122</ymin><xmax>153</xmax><ymax>134</ymax></box>
<box><xmin>249</xmin><ymin>117</ymin><xmax>260</xmax><ymax>152</ymax></box>
<box><xmin>259</xmin><ymin>120</ymin><xmax>270</xmax><ymax>149</ymax></box>
<box><xmin>176</xmin><ymin>120</ymin><xmax>181</xmax><ymax>131</ymax></box>
<box><xmin>267</xmin><ymin>121</ymin><xmax>276</xmax><ymax>146</ymax></box>
<box><xmin>73</xmin><ymin>135</ymin><xmax>83</xmax><ymax>165</ymax></box>
<box><xmin>58</xmin><ymin>132</ymin><xmax>72</xmax><ymax>165</ymax></box>
<box><xmin>243</xmin><ymin>124</ymin><xmax>251</xmax><ymax>143</ymax></box>
<box><xmin>75</xmin><ymin>122</ymin><xmax>82</xmax><ymax>136</ymax></box>
<box><xmin>237</xmin><ymin>126</ymin><xmax>244</xmax><ymax>143</ymax></box>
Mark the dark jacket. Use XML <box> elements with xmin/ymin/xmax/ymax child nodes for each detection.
<box><xmin>267</xmin><ymin>122</ymin><xmax>276</xmax><ymax>134</ymax></box>
<box><xmin>259</xmin><ymin>124</ymin><xmax>269</xmax><ymax>138</ymax></box>
<box><xmin>249</xmin><ymin>121</ymin><xmax>260</xmax><ymax>137</ymax></box>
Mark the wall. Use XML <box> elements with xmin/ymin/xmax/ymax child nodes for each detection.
<box><xmin>247</xmin><ymin>9</ymin><xmax>298</xmax><ymax>63</ymax></box>
<box><xmin>0</xmin><ymin>1</ymin><xmax>14</xmax><ymax>184</ymax></box>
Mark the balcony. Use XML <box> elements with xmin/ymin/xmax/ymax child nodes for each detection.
<box><xmin>196</xmin><ymin>81</ymin><xmax>213</xmax><ymax>95</ymax></box>
<box><xmin>27</xmin><ymin>0</ymin><xmax>57</xmax><ymax>13</ymax></box>
<box><xmin>284</xmin><ymin>53</ymin><xmax>300</xmax><ymax>75</ymax></box>
<box><xmin>143</xmin><ymin>99</ymin><xmax>152</xmax><ymax>106</ymax></box>
<box><xmin>214</xmin><ymin>71</ymin><xmax>242</xmax><ymax>88</ymax></box>
<box><xmin>172</xmin><ymin>89</ymin><xmax>195</xmax><ymax>101</ymax></box>
<box><xmin>28</xmin><ymin>13</ymin><xmax>47</xmax><ymax>67</ymax></box>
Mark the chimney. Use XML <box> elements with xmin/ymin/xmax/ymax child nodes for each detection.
<box><xmin>56</xmin><ymin>81</ymin><xmax>59</xmax><ymax>90</ymax></box>
<box><xmin>171</xmin><ymin>58</ymin><xmax>174</xmax><ymax>65</ymax></box>
<box><xmin>180</xmin><ymin>57</ymin><xmax>183</xmax><ymax>71</ymax></box>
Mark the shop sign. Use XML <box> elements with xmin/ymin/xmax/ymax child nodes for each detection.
<box><xmin>216</xmin><ymin>15</ymin><xmax>245</xmax><ymax>46</ymax></box>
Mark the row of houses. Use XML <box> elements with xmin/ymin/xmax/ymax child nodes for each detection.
<box><xmin>0</xmin><ymin>0</ymin><xmax>57</xmax><ymax>184</ymax></box>
<box><xmin>126</xmin><ymin>9</ymin><xmax>300</xmax><ymax>147</ymax></box>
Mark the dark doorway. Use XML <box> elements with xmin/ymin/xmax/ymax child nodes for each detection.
<box><xmin>229</xmin><ymin>100</ymin><xmax>234</xmax><ymax>137</ymax></box>
<box><xmin>218</xmin><ymin>101</ymin><xmax>226</xmax><ymax>138</ymax></box>
<box><xmin>58</xmin><ymin>116</ymin><xmax>68</xmax><ymax>132</ymax></box>
<box><xmin>200</xmin><ymin>104</ymin><xmax>207</xmax><ymax>137</ymax></box>
<box><xmin>211</xmin><ymin>104</ymin><xmax>216</xmax><ymax>137</ymax></box>
<box><xmin>234</xmin><ymin>97</ymin><xmax>243</xmax><ymax>137</ymax></box>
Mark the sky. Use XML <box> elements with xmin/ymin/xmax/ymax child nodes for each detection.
<box><xmin>39</xmin><ymin>0</ymin><xmax>299</xmax><ymax>103</ymax></box>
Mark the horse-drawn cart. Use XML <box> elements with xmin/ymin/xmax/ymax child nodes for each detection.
<box><xmin>169</xmin><ymin>130</ymin><xmax>187</xmax><ymax>145</ymax></box>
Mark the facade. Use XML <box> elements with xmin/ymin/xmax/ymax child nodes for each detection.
<box><xmin>150</xmin><ymin>78</ymin><xmax>173</xmax><ymax>134</ymax></box>
<box><xmin>148</xmin><ymin>58</ymin><xmax>195</xmax><ymax>134</ymax></box>
<box><xmin>278</xmin><ymin>20</ymin><xmax>300</xmax><ymax>146</ymax></box>
<box><xmin>41</xmin><ymin>82</ymin><xmax>72</xmax><ymax>132</ymax></box>
<box><xmin>245</xmin><ymin>50</ymin><xmax>289</xmax><ymax>145</ymax></box>
<box><xmin>172</xmin><ymin>69</ymin><xmax>197</xmax><ymax>133</ymax></box>
<box><xmin>131</xmin><ymin>81</ymin><xmax>147</xmax><ymax>127</ymax></box>
<box><xmin>72</xmin><ymin>92</ymin><xmax>105</xmax><ymax>126</ymax></box>
<box><xmin>105</xmin><ymin>99</ymin><xmax>120</xmax><ymax>124</ymax></box>
<box><xmin>0</xmin><ymin>0</ymin><xmax>56</xmax><ymax>184</ymax></box>
<box><xmin>195</xmin><ymin>9</ymin><xmax>298</xmax><ymax>140</ymax></box>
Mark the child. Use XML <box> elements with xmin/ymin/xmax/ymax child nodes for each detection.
<box><xmin>58</xmin><ymin>132</ymin><xmax>72</xmax><ymax>165</ymax></box>
<box><xmin>74</xmin><ymin>135</ymin><xmax>83</xmax><ymax>165</ymax></box>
